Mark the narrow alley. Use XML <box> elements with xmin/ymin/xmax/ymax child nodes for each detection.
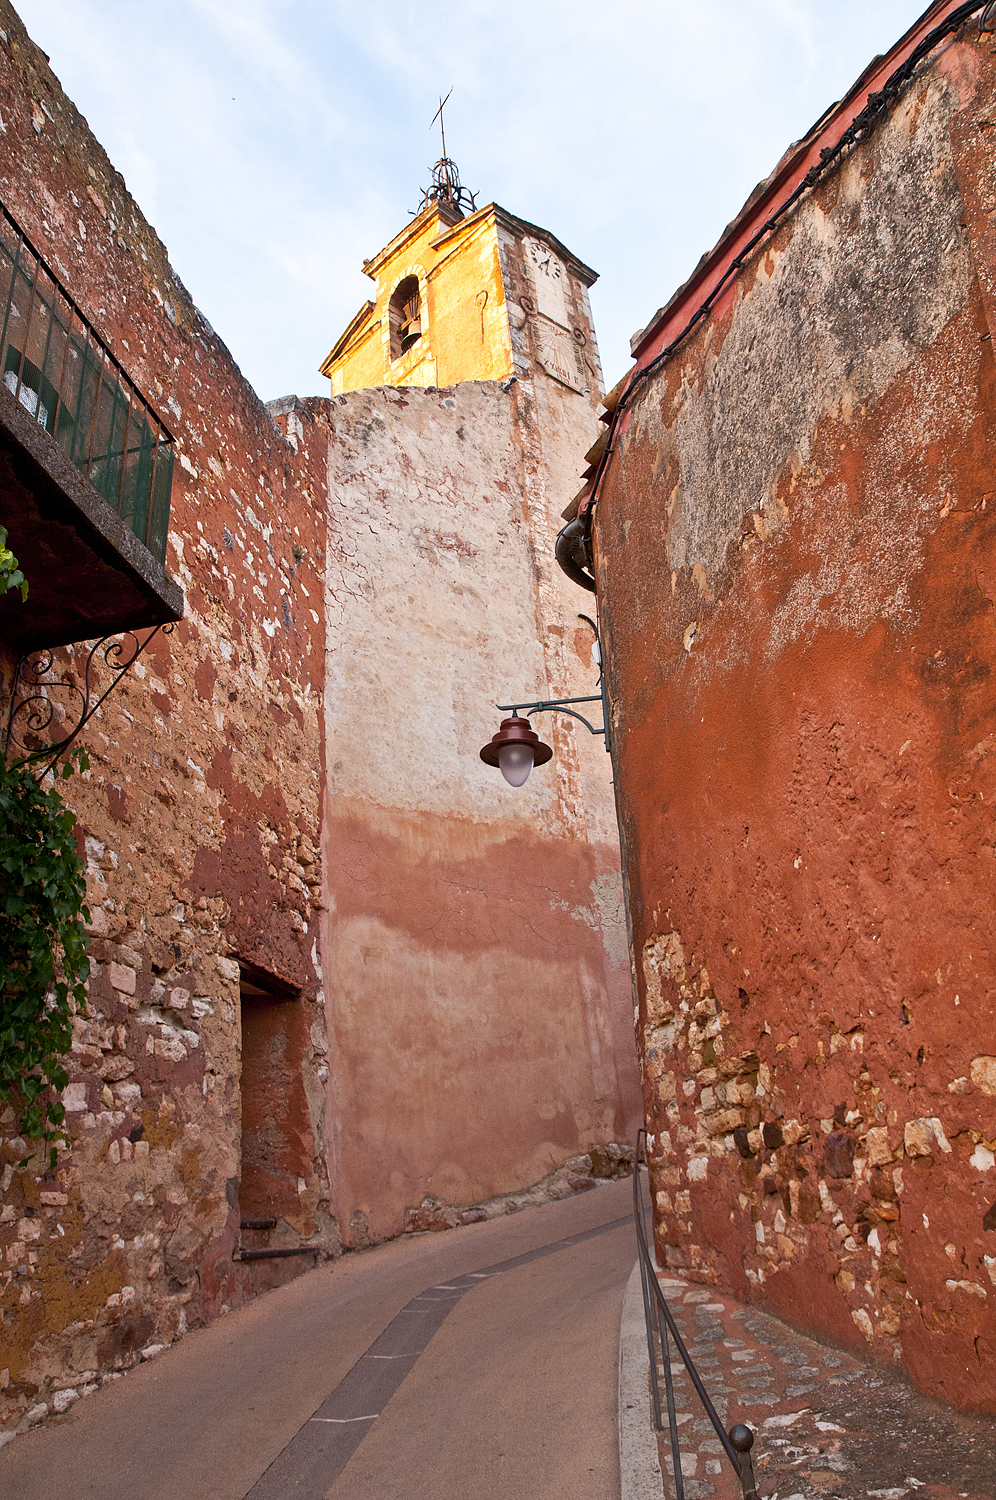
<box><xmin>7</xmin><ymin>2</ymin><xmax>996</xmax><ymax>1493</ymax></box>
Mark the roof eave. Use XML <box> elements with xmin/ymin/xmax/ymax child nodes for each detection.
<box><xmin>319</xmin><ymin>299</ymin><xmax>376</xmax><ymax>376</ymax></box>
<box><xmin>629</xmin><ymin>0</ymin><xmax>957</xmax><ymax>364</ymax></box>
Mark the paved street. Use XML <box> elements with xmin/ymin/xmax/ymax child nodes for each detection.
<box><xmin>0</xmin><ymin>1178</ymin><xmax>634</xmax><ymax>1500</ymax></box>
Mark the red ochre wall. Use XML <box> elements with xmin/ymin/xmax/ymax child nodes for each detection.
<box><xmin>594</xmin><ymin>26</ymin><xmax>996</xmax><ymax>1412</ymax></box>
<box><xmin>324</xmin><ymin>806</ymin><xmax>634</xmax><ymax>1242</ymax></box>
<box><xmin>0</xmin><ymin>1</ymin><xmax>334</xmax><ymax>1428</ymax></box>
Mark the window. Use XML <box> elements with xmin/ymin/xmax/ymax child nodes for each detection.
<box><xmin>389</xmin><ymin>276</ymin><xmax>422</xmax><ymax>360</ymax></box>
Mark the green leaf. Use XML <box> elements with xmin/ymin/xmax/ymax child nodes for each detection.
<box><xmin>0</xmin><ymin>525</ymin><xmax>27</xmax><ymax>601</ymax></box>
<box><xmin>0</xmin><ymin>756</ymin><xmax>88</xmax><ymax>1146</ymax></box>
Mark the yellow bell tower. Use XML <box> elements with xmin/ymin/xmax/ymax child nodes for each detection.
<box><xmin>320</xmin><ymin>156</ymin><xmax>602</xmax><ymax>403</ymax></box>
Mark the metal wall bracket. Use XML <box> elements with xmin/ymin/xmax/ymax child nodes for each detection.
<box><xmin>4</xmin><ymin>621</ymin><xmax>174</xmax><ymax>777</ymax></box>
<box><xmin>496</xmin><ymin>613</ymin><xmax>610</xmax><ymax>751</ymax></box>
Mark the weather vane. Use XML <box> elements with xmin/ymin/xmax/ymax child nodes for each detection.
<box><xmin>431</xmin><ymin>88</ymin><xmax>452</xmax><ymax>162</ymax></box>
<box><xmin>417</xmin><ymin>88</ymin><xmax>478</xmax><ymax>217</ymax></box>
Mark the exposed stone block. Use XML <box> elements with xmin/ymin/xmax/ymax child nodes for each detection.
<box><xmin>864</xmin><ymin>1126</ymin><xmax>893</xmax><ymax>1167</ymax></box>
<box><xmin>904</xmin><ymin>1118</ymin><xmax>952</xmax><ymax>1158</ymax></box>
<box><xmin>108</xmin><ymin>963</ymin><xmax>136</xmax><ymax>996</ymax></box>
<box><xmin>970</xmin><ymin>1056</ymin><xmax>996</xmax><ymax>1095</ymax></box>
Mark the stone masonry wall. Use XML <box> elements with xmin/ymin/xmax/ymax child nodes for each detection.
<box><xmin>594</xmin><ymin>29</ymin><xmax>996</xmax><ymax>1414</ymax></box>
<box><xmin>0</xmin><ymin>2</ymin><xmax>334</xmax><ymax>1439</ymax></box>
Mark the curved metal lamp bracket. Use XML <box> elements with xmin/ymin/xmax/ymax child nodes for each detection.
<box><xmin>5</xmin><ymin>622</ymin><xmax>175</xmax><ymax>778</ymax></box>
<box><xmin>496</xmin><ymin>615</ymin><xmax>610</xmax><ymax>751</ymax></box>
<box><xmin>496</xmin><ymin>695</ymin><xmax>605</xmax><ymax>739</ymax></box>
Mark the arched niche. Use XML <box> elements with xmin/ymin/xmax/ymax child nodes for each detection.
<box><xmin>389</xmin><ymin>275</ymin><xmax>422</xmax><ymax>360</ymax></box>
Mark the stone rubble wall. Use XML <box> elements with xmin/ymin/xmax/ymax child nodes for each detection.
<box><xmin>594</xmin><ymin>30</ymin><xmax>996</xmax><ymax>1414</ymax></box>
<box><xmin>0</xmin><ymin>1</ymin><xmax>332</xmax><ymax>1440</ymax></box>
<box><xmin>402</xmin><ymin>1143</ymin><xmax>634</xmax><ymax>1234</ymax></box>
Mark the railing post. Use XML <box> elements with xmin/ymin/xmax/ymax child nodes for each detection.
<box><xmin>47</xmin><ymin>293</ymin><xmax>73</xmax><ymax>439</ymax></box>
<box><xmin>83</xmin><ymin>339</ymin><xmax>106</xmax><ymax>483</ymax></box>
<box><xmin>13</xmin><ymin>249</ymin><xmax>41</xmax><ymax>407</ymax></box>
<box><xmin>728</xmin><ymin>1425</ymin><xmax>759</xmax><ymax>1500</ymax></box>
<box><xmin>657</xmin><ymin>1305</ymin><xmax>685</xmax><ymax>1500</ymax></box>
<box><xmin>637</xmin><ymin>1236</ymin><xmax>664</xmax><ymax>1433</ymax></box>
<box><xmin>634</xmin><ymin>1139</ymin><xmax>685</xmax><ymax>1498</ymax></box>
<box><xmin>0</xmin><ymin>213</ymin><xmax>26</xmax><ymax>357</ymax></box>
<box><xmin>632</xmin><ymin>1129</ymin><xmax>759</xmax><ymax>1500</ymax></box>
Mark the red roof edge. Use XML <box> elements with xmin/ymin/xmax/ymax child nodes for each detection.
<box><xmin>630</xmin><ymin>0</ymin><xmax>965</xmax><ymax>370</ymax></box>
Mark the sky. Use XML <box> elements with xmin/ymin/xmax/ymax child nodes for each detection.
<box><xmin>15</xmin><ymin>0</ymin><xmax>932</xmax><ymax>401</ymax></box>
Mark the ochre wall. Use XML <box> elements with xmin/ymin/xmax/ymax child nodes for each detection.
<box><xmin>0</xmin><ymin>2</ymin><xmax>334</xmax><ymax>1432</ymax></box>
<box><xmin>426</xmin><ymin>212</ymin><xmax>513</xmax><ymax>388</ymax></box>
<box><xmin>323</xmin><ymin>206</ymin><xmax>514</xmax><ymax>394</ymax></box>
<box><xmin>323</xmin><ymin>382</ymin><xmax>640</xmax><ymax>1244</ymax></box>
<box><xmin>595</xmin><ymin>33</ymin><xmax>996</xmax><ymax>1413</ymax></box>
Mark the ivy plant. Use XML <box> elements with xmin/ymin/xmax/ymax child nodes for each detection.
<box><xmin>0</xmin><ymin>523</ymin><xmax>28</xmax><ymax>602</ymax></box>
<box><xmin>0</xmin><ymin>748</ymin><xmax>90</xmax><ymax>1165</ymax></box>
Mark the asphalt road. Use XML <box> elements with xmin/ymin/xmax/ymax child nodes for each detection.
<box><xmin>1</xmin><ymin>1177</ymin><xmax>635</xmax><ymax>1500</ymax></box>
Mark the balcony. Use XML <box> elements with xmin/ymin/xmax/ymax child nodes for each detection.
<box><xmin>0</xmin><ymin>203</ymin><xmax>182</xmax><ymax>653</ymax></box>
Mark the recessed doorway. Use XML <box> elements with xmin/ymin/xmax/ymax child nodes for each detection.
<box><xmin>238</xmin><ymin>960</ymin><xmax>311</xmax><ymax>1227</ymax></box>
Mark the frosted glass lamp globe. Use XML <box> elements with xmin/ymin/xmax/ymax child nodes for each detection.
<box><xmin>498</xmin><ymin>741</ymin><xmax>535</xmax><ymax>787</ymax></box>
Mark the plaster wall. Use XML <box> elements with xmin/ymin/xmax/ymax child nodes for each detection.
<box><xmin>594</xmin><ymin>35</ymin><xmax>996</xmax><ymax>1413</ymax></box>
<box><xmin>0</xmin><ymin>2</ymin><xmax>334</xmax><ymax>1435</ymax></box>
<box><xmin>323</xmin><ymin>379</ymin><xmax>639</xmax><ymax>1244</ymax></box>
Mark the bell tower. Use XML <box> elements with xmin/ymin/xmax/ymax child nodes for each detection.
<box><xmin>319</xmin><ymin>158</ymin><xmax>603</xmax><ymax>405</ymax></box>
<box><xmin>315</xmin><ymin>131</ymin><xmax>639</xmax><ymax>1252</ymax></box>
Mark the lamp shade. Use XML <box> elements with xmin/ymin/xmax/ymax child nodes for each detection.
<box><xmin>480</xmin><ymin>715</ymin><xmax>553</xmax><ymax>786</ymax></box>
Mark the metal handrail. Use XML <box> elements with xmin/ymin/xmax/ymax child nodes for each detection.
<box><xmin>0</xmin><ymin>203</ymin><xmax>174</xmax><ymax>440</ymax></box>
<box><xmin>633</xmin><ymin>1128</ymin><xmax>759</xmax><ymax>1500</ymax></box>
<box><xmin>0</xmin><ymin>200</ymin><xmax>175</xmax><ymax>564</ymax></box>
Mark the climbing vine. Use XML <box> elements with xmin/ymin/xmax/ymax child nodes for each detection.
<box><xmin>0</xmin><ymin>523</ymin><xmax>28</xmax><ymax>602</ymax></box>
<box><xmin>0</xmin><ymin>749</ymin><xmax>90</xmax><ymax>1164</ymax></box>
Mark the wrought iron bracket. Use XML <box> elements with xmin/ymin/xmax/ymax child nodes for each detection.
<box><xmin>4</xmin><ymin>622</ymin><xmax>174</xmax><ymax>777</ymax></box>
<box><xmin>496</xmin><ymin>614</ymin><xmax>610</xmax><ymax>751</ymax></box>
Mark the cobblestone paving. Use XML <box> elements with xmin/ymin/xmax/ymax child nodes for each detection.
<box><xmin>652</xmin><ymin>1273</ymin><xmax>994</xmax><ymax>1500</ymax></box>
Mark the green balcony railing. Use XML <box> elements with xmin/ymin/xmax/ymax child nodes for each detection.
<box><xmin>0</xmin><ymin>203</ymin><xmax>174</xmax><ymax>564</ymax></box>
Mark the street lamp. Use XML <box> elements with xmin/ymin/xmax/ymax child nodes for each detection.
<box><xmin>479</xmin><ymin>715</ymin><xmax>553</xmax><ymax>786</ymax></box>
<box><xmin>479</xmin><ymin>615</ymin><xmax>609</xmax><ymax>788</ymax></box>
